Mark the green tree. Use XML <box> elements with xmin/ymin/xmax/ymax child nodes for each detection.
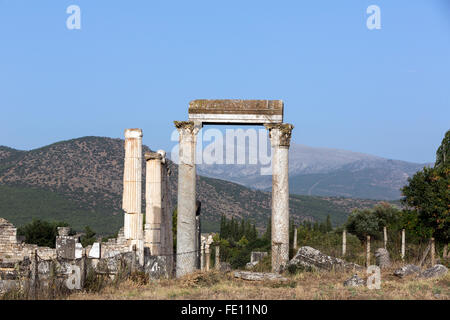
<box><xmin>325</xmin><ymin>215</ymin><xmax>332</xmax><ymax>232</ymax></box>
<box><xmin>81</xmin><ymin>226</ymin><xmax>96</xmax><ymax>247</ymax></box>
<box><xmin>401</xmin><ymin>130</ymin><xmax>449</xmax><ymax>243</ymax></box>
<box><xmin>346</xmin><ymin>209</ymin><xmax>380</xmax><ymax>241</ymax></box>
<box><xmin>17</xmin><ymin>219</ymin><xmax>70</xmax><ymax>248</ymax></box>
<box><xmin>435</xmin><ymin>130</ymin><xmax>449</xmax><ymax>168</ymax></box>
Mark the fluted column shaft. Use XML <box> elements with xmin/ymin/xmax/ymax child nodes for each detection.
<box><xmin>123</xmin><ymin>129</ymin><xmax>143</xmax><ymax>241</ymax></box>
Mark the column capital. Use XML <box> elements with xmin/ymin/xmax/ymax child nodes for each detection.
<box><xmin>145</xmin><ymin>152</ymin><xmax>162</xmax><ymax>161</ymax></box>
<box><xmin>174</xmin><ymin>121</ymin><xmax>201</xmax><ymax>136</ymax></box>
<box><xmin>124</xmin><ymin>128</ymin><xmax>143</xmax><ymax>139</ymax></box>
<box><xmin>264</xmin><ymin>123</ymin><xmax>294</xmax><ymax>147</ymax></box>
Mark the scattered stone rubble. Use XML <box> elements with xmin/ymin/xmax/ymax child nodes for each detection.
<box><xmin>393</xmin><ymin>264</ymin><xmax>421</xmax><ymax>278</ymax></box>
<box><xmin>418</xmin><ymin>264</ymin><xmax>448</xmax><ymax>279</ymax></box>
<box><xmin>343</xmin><ymin>274</ymin><xmax>365</xmax><ymax>287</ymax></box>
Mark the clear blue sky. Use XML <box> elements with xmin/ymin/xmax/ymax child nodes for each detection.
<box><xmin>0</xmin><ymin>0</ymin><xmax>449</xmax><ymax>163</ymax></box>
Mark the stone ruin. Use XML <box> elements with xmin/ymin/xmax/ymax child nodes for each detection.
<box><xmin>0</xmin><ymin>128</ymin><xmax>174</xmax><ymax>294</ymax></box>
<box><xmin>1</xmin><ymin>99</ymin><xmax>296</xmax><ymax>294</ymax></box>
<box><xmin>175</xmin><ymin>99</ymin><xmax>294</xmax><ymax>276</ymax></box>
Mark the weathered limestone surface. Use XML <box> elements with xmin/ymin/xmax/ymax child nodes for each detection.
<box><xmin>0</xmin><ymin>218</ymin><xmax>56</xmax><ymax>263</ymax></box>
<box><xmin>144</xmin><ymin>150</ymin><xmax>173</xmax><ymax>274</ymax></box>
<box><xmin>200</xmin><ymin>234</ymin><xmax>214</xmax><ymax>271</ymax></box>
<box><xmin>234</xmin><ymin>271</ymin><xmax>288</xmax><ymax>282</ymax></box>
<box><xmin>265</xmin><ymin>123</ymin><xmax>294</xmax><ymax>273</ymax></box>
<box><xmin>122</xmin><ymin>128</ymin><xmax>143</xmax><ymax>241</ymax></box>
<box><xmin>393</xmin><ymin>264</ymin><xmax>421</xmax><ymax>278</ymax></box>
<box><xmin>374</xmin><ymin>248</ymin><xmax>391</xmax><ymax>269</ymax></box>
<box><xmin>284</xmin><ymin>246</ymin><xmax>362</xmax><ymax>272</ymax></box>
<box><xmin>419</xmin><ymin>264</ymin><xmax>448</xmax><ymax>279</ymax></box>
<box><xmin>215</xmin><ymin>246</ymin><xmax>220</xmax><ymax>270</ymax></box>
<box><xmin>56</xmin><ymin>236</ymin><xmax>76</xmax><ymax>260</ymax></box>
<box><xmin>188</xmin><ymin>99</ymin><xmax>283</xmax><ymax>125</ymax></box>
<box><xmin>246</xmin><ymin>251</ymin><xmax>268</xmax><ymax>269</ymax></box>
<box><xmin>174</xmin><ymin>121</ymin><xmax>200</xmax><ymax>278</ymax></box>
<box><xmin>88</xmin><ymin>243</ymin><xmax>101</xmax><ymax>259</ymax></box>
<box><xmin>343</xmin><ymin>274</ymin><xmax>365</xmax><ymax>287</ymax></box>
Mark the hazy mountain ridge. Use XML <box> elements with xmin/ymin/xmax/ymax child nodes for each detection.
<box><xmin>197</xmin><ymin>143</ymin><xmax>428</xmax><ymax>200</ymax></box>
<box><xmin>0</xmin><ymin>137</ymin><xmax>389</xmax><ymax>233</ymax></box>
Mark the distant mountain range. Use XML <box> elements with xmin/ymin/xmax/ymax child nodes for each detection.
<box><xmin>197</xmin><ymin>143</ymin><xmax>430</xmax><ymax>200</ymax></box>
<box><xmin>0</xmin><ymin>137</ymin><xmax>391</xmax><ymax>235</ymax></box>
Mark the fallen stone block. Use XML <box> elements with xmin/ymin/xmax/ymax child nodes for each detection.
<box><xmin>234</xmin><ymin>271</ymin><xmax>288</xmax><ymax>282</ymax></box>
<box><xmin>419</xmin><ymin>264</ymin><xmax>448</xmax><ymax>279</ymax></box>
<box><xmin>284</xmin><ymin>246</ymin><xmax>362</xmax><ymax>272</ymax></box>
<box><xmin>393</xmin><ymin>264</ymin><xmax>421</xmax><ymax>278</ymax></box>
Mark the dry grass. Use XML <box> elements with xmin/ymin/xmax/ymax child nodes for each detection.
<box><xmin>67</xmin><ymin>267</ymin><xmax>450</xmax><ymax>300</ymax></box>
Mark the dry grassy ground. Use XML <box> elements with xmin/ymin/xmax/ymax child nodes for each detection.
<box><xmin>68</xmin><ymin>266</ymin><xmax>450</xmax><ymax>300</ymax></box>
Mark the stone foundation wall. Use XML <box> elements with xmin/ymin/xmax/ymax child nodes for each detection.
<box><xmin>0</xmin><ymin>218</ymin><xmax>56</xmax><ymax>264</ymax></box>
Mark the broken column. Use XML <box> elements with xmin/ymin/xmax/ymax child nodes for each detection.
<box><xmin>265</xmin><ymin>123</ymin><xmax>294</xmax><ymax>273</ymax></box>
<box><xmin>174</xmin><ymin>121</ymin><xmax>200</xmax><ymax>277</ymax></box>
<box><xmin>122</xmin><ymin>129</ymin><xmax>144</xmax><ymax>262</ymax></box>
<box><xmin>145</xmin><ymin>151</ymin><xmax>165</xmax><ymax>256</ymax></box>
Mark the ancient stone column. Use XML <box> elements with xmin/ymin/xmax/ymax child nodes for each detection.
<box><xmin>342</xmin><ymin>229</ymin><xmax>347</xmax><ymax>256</ymax></box>
<box><xmin>200</xmin><ymin>241</ymin><xmax>206</xmax><ymax>271</ymax></box>
<box><xmin>122</xmin><ymin>129</ymin><xmax>143</xmax><ymax>242</ymax></box>
<box><xmin>431</xmin><ymin>237</ymin><xmax>435</xmax><ymax>266</ymax></box>
<box><xmin>145</xmin><ymin>151</ymin><xmax>163</xmax><ymax>255</ymax></box>
<box><xmin>401</xmin><ymin>229</ymin><xmax>406</xmax><ymax>261</ymax></box>
<box><xmin>265</xmin><ymin>123</ymin><xmax>294</xmax><ymax>273</ymax></box>
<box><xmin>293</xmin><ymin>226</ymin><xmax>298</xmax><ymax>250</ymax></box>
<box><xmin>174</xmin><ymin>121</ymin><xmax>200</xmax><ymax>277</ymax></box>
<box><xmin>215</xmin><ymin>245</ymin><xmax>220</xmax><ymax>270</ymax></box>
<box><xmin>383</xmin><ymin>226</ymin><xmax>387</xmax><ymax>249</ymax></box>
<box><xmin>205</xmin><ymin>244</ymin><xmax>211</xmax><ymax>271</ymax></box>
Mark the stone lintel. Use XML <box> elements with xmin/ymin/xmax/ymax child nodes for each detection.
<box><xmin>188</xmin><ymin>100</ymin><xmax>283</xmax><ymax>125</ymax></box>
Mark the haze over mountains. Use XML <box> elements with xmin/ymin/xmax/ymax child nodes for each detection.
<box><xmin>0</xmin><ymin>137</ymin><xmax>390</xmax><ymax>234</ymax></box>
<box><xmin>197</xmin><ymin>142</ymin><xmax>429</xmax><ymax>200</ymax></box>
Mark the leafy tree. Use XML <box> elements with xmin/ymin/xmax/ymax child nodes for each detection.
<box><xmin>435</xmin><ymin>130</ymin><xmax>449</xmax><ymax>168</ymax></box>
<box><xmin>81</xmin><ymin>226</ymin><xmax>97</xmax><ymax>247</ymax></box>
<box><xmin>346</xmin><ymin>209</ymin><xmax>380</xmax><ymax>241</ymax></box>
<box><xmin>401</xmin><ymin>130</ymin><xmax>450</xmax><ymax>243</ymax></box>
<box><xmin>17</xmin><ymin>219</ymin><xmax>70</xmax><ymax>248</ymax></box>
<box><xmin>373</xmin><ymin>202</ymin><xmax>401</xmax><ymax>228</ymax></box>
<box><xmin>325</xmin><ymin>215</ymin><xmax>332</xmax><ymax>232</ymax></box>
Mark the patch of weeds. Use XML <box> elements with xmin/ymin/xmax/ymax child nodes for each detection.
<box><xmin>84</xmin><ymin>269</ymin><xmax>109</xmax><ymax>293</ymax></box>
<box><xmin>432</xmin><ymin>287</ymin><xmax>442</xmax><ymax>295</ymax></box>
<box><xmin>269</xmin><ymin>280</ymin><xmax>297</xmax><ymax>288</ymax></box>
<box><xmin>180</xmin><ymin>271</ymin><xmax>222</xmax><ymax>288</ymax></box>
<box><xmin>129</xmin><ymin>271</ymin><xmax>149</xmax><ymax>286</ymax></box>
<box><xmin>286</xmin><ymin>264</ymin><xmax>315</xmax><ymax>275</ymax></box>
